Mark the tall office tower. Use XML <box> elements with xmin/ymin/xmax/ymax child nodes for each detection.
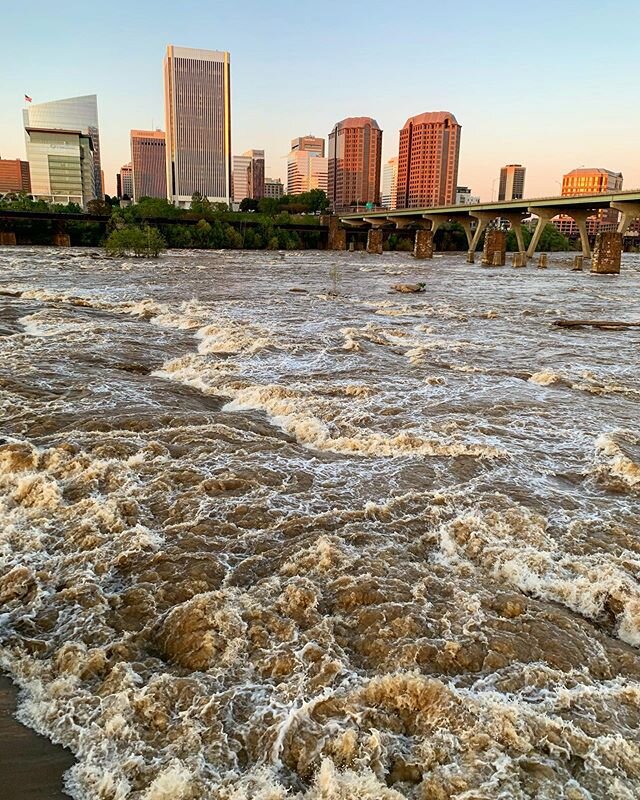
<box><xmin>232</xmin><ymin>149</ymin><xmax>265</xmax><ymax>202</ymax></box>
<box><xmin>0</xmin><ymin>159</ymin><xmax>31</xmax><ymax>193</ymax></box>
<box><xmin>119</xmin><ymin>162</ymin><xmax>133</xmax><ymax>199</ymax></box>
<box><xmin>381</xmin><ymin>157</ymin><xmax>398</xmax><ymax>209</ymax></box>
<box><xmin>498</xmin><ymin>164</ymin><xmax>526</xmax><ymax>201</ymax></box>
<box><xmin>264</xmin><ymin>178</ymin><xmax>284</xmax><ymax>199</ymax></box>
<box><xmin>164</xmin><ymin>45</ymin><xmax>231</xmax><ymax>207</ymax></box>
<box><xmin>287</xmin><ymin>136</ymin><xmax>327</xmax><ymax>195</ymax></box>
<box><xmin>395</xmin><ymin>112</ymin><xmax>461</xmax><ymax>209</ymax></box>
<box><xmin>23</xmin><ymin>95</ymin><xmax>102</xmax><ymax>198</ymax></box>
<box><xmin>291</xmin><ymin>136</ymin><xmax>325</xmax><ymax>156</ymax></box>
<box><xmin>131</xmin><ymin>130</ymin><xmax>167</xmax><ymax>201</ymax></box>
<box><xmin>554</xmin><ymin>167</ymin><xmax>623</xmax><ymax>235</ymax></box>
<box><xmin>327</xmin><ymin>117</ymin><xmax>382</xmax><ymax>210</ymax></box>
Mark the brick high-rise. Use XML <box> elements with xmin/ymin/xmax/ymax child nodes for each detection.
<box><xmin>396</xmin><ymin>111</ymin><xmax>461</xmax><ymax>209</ymax></box>
<box><xmin>328</xmin><ymin>117</ymin><xmax>382</xmax><ymax>210</ymax></box>
<box><xmin>130</xmin><ymin>129</ymin><xmax>167</xmax><ymax>201</ymax></box>
<box><xmin>554</xmin><ymin>167</ymin><xmax>623</xmax><ymax>236</ymax></box>
<box><xmin>0</xmin><ymin>159</ymin><xmax>31</xmax><ymax>193</ymax></box>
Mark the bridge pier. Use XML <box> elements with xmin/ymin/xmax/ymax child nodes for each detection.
<box><xmin>503</xmin><ymin>213</ymin><xmax>527</xmax><ymax>261</ymax></box>
<box><xmin>592</xmin><ymin>231</ymin><xmax>622</xmax><ymax>274</ymax></box>
<box><xmin>53</xmin><ymin>233</ymin><xmax>71</xmax><ymax>247</ymax></box>
<box><xmin>327</xmin><ymin>216</ymin><xmax>347</xmax><ymax>251</ymax></box>
<box><xmin>567</xmin><ymin>210</ymin><xmax>593</xmax><ymax>259</ymax></box>
<box><xmin>414</xmin><ymin>229</ymin><xmax>433</xmax><ymax>259</ymax></box>
<box><xmin>0</xmin><ymin>232</ymin><xmax>17</xmax><ymax>246</ymax></box>
<box><xmin>482</xmin><ymin>229</ymin><xmax>506</xmax><ymax>266</ymax></box>
<box><xmin>366</xmin><ymin>228</ymin><xmax>383</xmax><ymax>255</ymax></box>
<box><xmin>526</xmin><ymin>208</ymin><xmax>555</xmax><ymax>259</ymax></box>
<box><xmin>612</xmin><ymin>202</ymin><xmax>640</xmax><ymax>235</ymax></box>
<box><xmin>469</xmin><ymin>211</ymin><xmax>497</xmax><ymax>255</ymax></box>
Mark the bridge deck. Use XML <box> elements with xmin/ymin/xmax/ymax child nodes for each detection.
<box><xmin>340</xmin><ymin>190</ymin><xmax>640</xmax><ymax>220</ymax></box>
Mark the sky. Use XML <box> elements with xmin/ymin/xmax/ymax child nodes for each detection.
<box><xmin>1</xmin><ymin>0</ymin><xmax>638</xmax><ymax>199</ymax></box>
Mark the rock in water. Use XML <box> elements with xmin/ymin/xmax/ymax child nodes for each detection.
<box><xmin>391</xmin><ymin>283</ymin><xmax>426</xmax><ymax>293</ymax></box>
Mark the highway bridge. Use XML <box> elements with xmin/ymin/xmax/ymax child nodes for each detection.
<box><xmin>337</xmin><ymin>190</ymin><xmax>640</xmax><ymax>272</ymax></box>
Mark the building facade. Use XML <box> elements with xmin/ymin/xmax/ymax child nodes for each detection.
<box><xmin>264</xmin><ymin>178</ymin><xmax>284</xmax><ymax>199</ymax></box>
<box><xmin>164</xmin><ymin>45</ymin><xmax>231</xmax><ymax>207</ymax></box>
<box><xmin>396</xmin><ymin>111</ymin><xmax>460</xmax><ymax>209</ymax></box>
<box><xmin>131</xmin><ymin>130</ymin><xmax>167</xmax><ymax>201</ymax></box>
<box><xmin>287</xmin><ymin>136</ymin><xmax>327</xmax><ymax>195</ymax></box>
<box><xmin>23</xmin><ymin>95</ymin><xmax>102</xmax><ymax>199</ymax></box>
<box><xmin>232</xmin><ymin>149</ymin><xmax>265</xmax><ymax>202</ymax></box>
<box><xmin>455</xmin><ymin>186</ymin><xmax>480</xmax><ymax>205</ymax></box>
<box><xmin>327</xmin><ymin>117</ymin><xmax>382</xmax><ymax>210</ymax></box>
<box><xmin>0</xmin><ymin>159</ymin><xmax>31</xmax><ymax>194</ymax></box>
<box><xmin>24</xmin><ymin>128</ymin><xmax>95</xmax><ymax>207</ymax></box>
<box><xmin>118</xmin><ymin>162</ymin><xmax>133</xmax><ymax>199</ymax></box>
<box><xmin>381</xmin><ymin>157</ymin><xmax>398</xmax><ymax>209</ymax></box>
<box><xmin>555</xmin><ymin>167</ymin><xmax>623</xmax><ymax>236</ymax></box>
<box><xmin>498</xmin><ymin>164</ymin><xmax>526</xmax><ymax>201</ymax></box>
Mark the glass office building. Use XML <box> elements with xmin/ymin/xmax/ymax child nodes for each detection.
<box><xmin>23</xmin><ymin>95</ymin><xmax>102</xmax><ymax>201</ymax></box>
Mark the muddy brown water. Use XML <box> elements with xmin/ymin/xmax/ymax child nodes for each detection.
<box><xmin>0</xmin><ymin>247</ymin><xmax>639</xmax><ymax>799</ymax></box>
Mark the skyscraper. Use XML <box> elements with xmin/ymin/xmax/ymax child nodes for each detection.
<box><xmin>23</xmin><ymin>95</ymin><xmax>102</xmax><ymax>199</ymax></box>
<box><xmin>232</xmin><ymin>149</ymin><xmax>265</xmax><ymax>202</ymax></box>
<box><xmin>291</xmin><ymin>136</ymin><xmax>325</xmax><ymax>156</ymax></box>
<box><xmin>131</xmin><ymin>130</ymin><xmax>167</xmax><ymax>201</ymax></box>
<box><xmin>164</xmin><ymin>45</ymin><xmax>231</xmax><ymax>207</ymax></box>
<box><xmin>381</xmin><ymin>157</ymin><xmax>398</xmax><ymax>209</ymax></box>
<box><xmin>287</xmin><ymin>136</ymin><xmax>327</xmax><ymax>195</ymax></box>
<box><xmin>118</xmin><ymin>162</ymin><xmax>133</xmax><ymax>199</ymax></box>
<box><xmin>395</xmin><ymin>112</ymin><xmax>461</xmax><ymax>209</ymax></box>
<box><xmin>498</xmin><ymin>164</ymin><xmax>526</xmax><ymax>201</ymax></box>
<box><xmin>328</xmin><ymin>117</ymin><xmax>382</xmax><ymax>210</ymax></box>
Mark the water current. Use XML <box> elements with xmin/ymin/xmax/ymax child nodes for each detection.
<box><xmin>0</xmin><ymin>246</ymin><xmax>639</xmax><ymax>799</ymax></box>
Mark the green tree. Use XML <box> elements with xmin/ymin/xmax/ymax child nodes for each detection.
<box><xmin>192</xmin><ymin>219</ymin><xmax>214</xmax><ymax>248</ymax></box>
<box><xmin>258</xmin><ymin>197</ymin><xmax>280</xmax><ymax>215</ymax></box>
<box><xmin>105</xmin><ymin>225</ymin><xmax>165</xmax><ymax>257</ymax></box>
<box><xmin>239</xmin><ymin>197</ymin><xmax>259</xmax><ymax>212</ymax></box>
<box><xmin>87</xmin><ymin>198</ymin><xmax>112</xmax><ymax>216</ymax></box>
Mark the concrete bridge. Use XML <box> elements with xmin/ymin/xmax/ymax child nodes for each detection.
<box><xmin>335</xmin><ymin>190</ymin><xmax>640</xmax><ymax>274</ymax></box>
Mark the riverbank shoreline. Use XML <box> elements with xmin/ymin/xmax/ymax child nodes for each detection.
<box><xmin>0</xmin><ymin>674</ymin><xmax>74</xmax><ymax>799</ymax></box>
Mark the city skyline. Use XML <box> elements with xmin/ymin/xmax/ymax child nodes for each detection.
<box><xmin>1</xmin><ymin>1</ymin><xmax>639</xmax><ymax>200</ymax></box>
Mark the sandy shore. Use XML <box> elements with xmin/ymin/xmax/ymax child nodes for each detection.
<box><xmin>0</xmin><ymin>674</ymin><xmax>75</xmax><ymax>799</ymax></box>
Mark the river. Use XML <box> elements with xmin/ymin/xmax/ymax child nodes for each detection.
<box><xmin>0</xmin><ymin>246</ymin><xmax>639</xmax><ymax>799</ymax></box>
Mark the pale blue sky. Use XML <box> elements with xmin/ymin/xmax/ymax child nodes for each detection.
<box><xmin>1</xmin><ymin>0</ymin><xmax>638</xmax><ymax>198</ymax></box>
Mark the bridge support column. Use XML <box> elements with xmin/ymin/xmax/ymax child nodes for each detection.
<box><xmin>0</xmin><ymin>232</ymin><xmax>16</xmax><ymax>246</ymax></box>
<box><xmin>327</xmin><ymin>217</ymin><xmax>347</xmax><ymax>250</ymax></box>
<box><xmin>482</xmin><ymin>229</ymin><xmax>506</xmax><ymax>266</ymax></box>
<box><xmin>367</xmin><ymin>228</ymin><xmax>383</xmax><ymax>255</ymax></box>
<box><xmin>469</xmin><ymin>211</ymin><xmax>498</xmax><ymax>255</ymax></box>
<box><xmin>526</xmin><ymin>209</ymin><xmax>555</xmax><ymax>259</ymax></box>
<box><xmin>610</xmin><ymin>202</ymin><xmax>640</xmax><ymax>235</ymax></box>
<box><xmin>414</xmin><ymin>229</ymin><xmax>433</xmax><ymax>259</ymax></box>
<box><xmin>53</xmin><ymin>233</ymin><xmax>71</xmax><ymax>247</ymax></box>
<box><xmin>567</xmin><ymin>210</ymin><xmax>593</xmax><ymax>259</ymax></box>
<box><xmin>591</xmin><ymin>231</ymin><xmax>622</xmax><ymax>274</ymax></box>
<box><xmin>422</xmin><ymin>215</ymin><xmax>443</xmax><ymax>236</ymax></box>
<box><xmin>503</xmin><ymin>213</ymin><xmax>527</xmax><ymax>261</ymax></box>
